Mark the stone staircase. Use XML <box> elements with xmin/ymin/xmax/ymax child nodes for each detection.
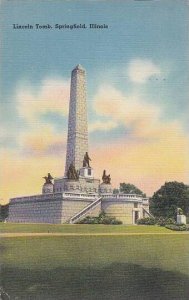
<box><xmin>69</xmin><ymin>197</ymin><xmax>102</xmax><ymax>224</ymax></box>
<box><xmin>143</xmin><ymin>207</ymin><xmax>154</xmax><ymax>218</ymax></box>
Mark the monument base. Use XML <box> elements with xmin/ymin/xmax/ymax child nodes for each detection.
<box><xmin>42</xmin><ymin>183</ymin><xmax>54</xmax><ymax>194</ymax></box>
<box><xmin>64</xmin><ymin>179</ymin><xmax>81</xmax><ymax>192</ymax></box>
<box><xmin>99</xmin><ymin>183</ymin><xmax>112</xmax><ymax>194</ymax></box>
<box><xmin>177</xmin><ymin>214</ymin><xmax>186</xmax><ymax>225</ymax></box>
<box><xmin>79</xmin><ymin>167</ymin><xmax>94</xmax><ymax>178</ymax></box>
<box><xmin>53</xmin><ymin>176</ymin><xmax>100</xmax><ymax>194</ymax></box>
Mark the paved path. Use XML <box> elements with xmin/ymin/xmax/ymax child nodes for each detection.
<box><xmin>0</xmin><ymin>232</ymin><xmax>189</xmax><ymax>238</ymax></box>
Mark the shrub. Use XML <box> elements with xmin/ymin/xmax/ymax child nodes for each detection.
<box><xmin>165</xmin><ymin>218</ymin><xmax>176</xmax><ymax>225</ymax></box>
<box><xmin>110</xmin><ymin>219</ymin><xmax>122</xmax><ymax>225</ymax></box>
<box><xmin>137</xmin><ymin>217</ymin><xmax>156</xmax><ymax>225</ymax></box>
<box><xmin>137</xmin><ymin>216</ymin><xmax>177</xmax><ymax>227</ymax></box>
<box><xmin>156</xmin><ymin>217</ymin><xmax>176</xmax><ymax>226</ymax></box>
<box><xmin>77</xmin><ymin>216</ymin><xmax>98</xmax><ymax>224</ymax></box>
<box><xmin>156</xmin><ymin>217</ymin><xmax>167</xmax><ymax>226</ymax></box>
<box><xmin>77</xmin><ymin>212</ymin><xmax>122</xmax><ymax>225</ymax></box>
<box><xmin>165</xmin><ymin>224</ymin><xmax>187</xmax><ymax>231</ymax></box>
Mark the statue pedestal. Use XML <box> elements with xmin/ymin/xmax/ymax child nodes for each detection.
<box><xmin>79</xmin><ymin>167</ymin><xmax>94</xmax><ymax>178</ymax></box>
<box><xmin>64</xmin><ymin>179</ymin><xmax>81</xmax><ymax>192</ymax></box>
<box><xmin>177</xmin><ymin>214</ymin><xmax>186</xmax><ymax>225</ymax></box>
<box><xmin>99</xmin><ymin>183</ymin><xmax>112</xmax><ymax>194</ymax></box>
<box><xmin>42</xmin><ymin>183</ymin><xmax>54</xmax><ymax>194</ymax></box>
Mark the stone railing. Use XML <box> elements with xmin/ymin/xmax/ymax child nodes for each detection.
<box><xmin>10</xmin><ymin>193</ymin><xmax>62</xmax><ymax>204</ymax></box>
<box><xmin>142</xmin><ymin>198</ymin><xmax>149</xmax><ymax>204</ymax></box>
<box><xmin>63</xmin><ymin>192</ymin><xmax>97</xmax><ymax>200</ymax></box>
<box><xmin>102</xmin><ymin>193</ymin><xmax>142</xmax><ymax>198</ymax></box>
<box><xmin>101</xmin><ymin>193</ymin><xmax>143</xmax><ymax>202</ymax></box>
<box><xmin>143</xmin><ymin>207</ymin><xmax>154</xmax><ymax>218</ymax></box>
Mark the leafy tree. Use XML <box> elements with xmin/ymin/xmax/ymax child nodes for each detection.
<box><xmin>113</xmin><ymin>189</ymin><xmax>119</xmax><ymax>194</ymax></box>
<box><xmin>150</xmin><ymin>182</ymin><xmax>189</xmax><ymax>218</ymax></box>
<box><xmin>119</xmin><ymin>183</ymin><xmax>146</xmax><ymax>197</ymax></box>
<box><xmin>0</xmin><ymin>204</ymin><xmax>9</xmax><ymax>221</ymax></box>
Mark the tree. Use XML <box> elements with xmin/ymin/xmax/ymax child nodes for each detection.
<box><xmin>0</xmin><ymin>204</ymin><xmax>9</xmax><ymax>221</ymax></box>
<box><xmin>119</xmin><ymin>183</ymin><xmax>146</xmax><ymax>197</ymax></box>
<box><xmin>150</xmin><ymin>182</ymin><xmax>189</xmax><ymax>218</ymax></box>
<box><xmin>113</xmin><ymin>189</ymin><xmax>119</xmax><ymax>194</ymax></box>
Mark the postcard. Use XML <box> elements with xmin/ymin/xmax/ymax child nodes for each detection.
<box><xmin>0</xmin><ymin>1</ymin><xmax>189</xmax><ymax>299</ymax></box>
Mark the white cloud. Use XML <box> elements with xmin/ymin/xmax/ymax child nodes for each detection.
<box><xmin>93</xmin><ymin>84</ymin><xmax>161</xmax><ymax>139</ymax></box>
<box><xmin>127</xmin><ymin>59</ymin><xmax>161</xmax><ymax>83</ymax></box>
<box><xmin>91</xmin><ymin>84</ymin><xmax>189</xmax><ymax>197</ymax></box>
<box><xmin>11</xmin><ymin>78</ymin><xmax>70</xmax><ymax>157</ymax></box>
<box><xmin>89</xmin><ymin>120</ymin><xmax>118</xmax><ymax>132</ymax></box>
<box><xmin>17</xmin><ymin>78</ymin><xmax>70</xmax><ymax>122</ymax></box>
<box><xmin>0</xmin><ymin>127</ymin><xmax>7</xmax><ymax>139</ymax></box>
<box><xmin>18</xmin><ymin>124</ymin><xmax>66</xmax><ymax>156</ymax></box>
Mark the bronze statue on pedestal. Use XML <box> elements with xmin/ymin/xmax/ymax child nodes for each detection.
<box><xmin>102</xmin><ymin>170</ymin><xmax>111</xmax><ymax>184</ymax></box>
<box><xmin>83</xmin><ymin>152</ymin><xmax>91</xmax><ymax>168</ymax></box>
<box><xmin>43</xmin><ymin>173</ymin><xmax>54</xmax><ymax>184</ymax></box>
<box><xmin>67</xmin><ymin>163</ymin><xmax>79</xmax><ymax>180</ymax></box>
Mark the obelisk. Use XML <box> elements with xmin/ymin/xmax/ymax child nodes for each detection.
<box><xmin>65</xmin><ymin>64</ymin><xmax>88</xmax><ymax>175</ymax></box>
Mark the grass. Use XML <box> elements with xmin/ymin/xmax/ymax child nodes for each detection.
<box><xmin>0</xmin><ymin>223</ymin><xmax>172</xmax><ymax>234</ymax></box>
<box><xmin>1</xmin><ymin>227</ymin><xmax>189</xmax><ymax>299</ymax></box>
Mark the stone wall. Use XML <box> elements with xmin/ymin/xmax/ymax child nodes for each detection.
<box><xmin>85</xmin><ymin>202</ymin><xmax>101</xmax><ymax>218</ymax></box>
<box><xmin>102</xmin><ymin>200</ymin><xmax>143</xmax><ymax>224</ymax></box>
<box><xmin>53</xmin><ymin>177</ymin><xmax>100</xmax><ymax>194</ymax></box>
<box><xmin>8</xmin><ymin>192</ymin><xmax>148</xmax><ymax>225</ymax></box>
<box><xmin>8</xmin><ymin>195</ymin><xmax>63</xmax><ymax>224</ymax></box>
<box><xmin>8</xmin><ymin>194</ymin><xmax>98</xmax><ymax>224</ymax></box>
<box><xmin>61</xmin><ymin>199</ymin><xmax>93</xmax><ymax>223</ymax></box>
<box><xmin>79</xmin><ymin>177</ymin><xmax>100</xmax><ymax>193</ymax></box>
<box><xmin>53</xmin><ymin>177</ymin><xmax>64</xmax><ymax>193</ymax></box>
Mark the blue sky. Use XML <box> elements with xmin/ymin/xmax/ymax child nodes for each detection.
<box><xmin>1</xmin><ymin>1</ymin><xmax>189</xmax><ymax>113</ymax></box>
<box><xmin>1</xmin><ymin>0</ymin><xmax>189</xmax><ymax>203</ymax></box>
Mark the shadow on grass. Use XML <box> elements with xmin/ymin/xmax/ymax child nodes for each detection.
<box><xmin>2</xmin><ymin>263</ymin><xmax>189</xmax><ymax>300</ymax></box>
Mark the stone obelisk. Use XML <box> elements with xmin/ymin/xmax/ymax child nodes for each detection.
<box><xmin>65</xmin><ymin>64</ymin><xmax>88</xmax><ymax>175</ymax></box>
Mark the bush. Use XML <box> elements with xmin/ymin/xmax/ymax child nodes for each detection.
<box><xmin>166</xmin><ymin>218</ymin><xmax>176</xmax><ymax>225</ymax></box>
<box><xmin>78</xmin><ymin>216</ymin><xmax>98</xmax><ymax>224</ymax></box>
<box><xmin>77</xmin><ymin>212</ymin><xmax>122</xmax><ymax>225</ymax></box>
<box><xmin>137</xmin><ymin>217</ymin><xmax>156</xmax><ymax>225</ymax></box>
<box><xmin>156</xmin><ymin>217</ymin><xmax>167</xmax><ymax>226</ymax></box>
<box><xmin>137</xmin><ymin>217</ymin><xmax>176</xmax><ymax>227</ymax></box>
<box><xmin>110</xmin><ymin>219</ymin><xmax>122</xmax><ymax>225</ymax></box>
<box><xmin>0</xmin><ymin>204</ymin><xmax>9</xmax><ymax>222</ymax></box>
<box><xmin>156</xmin><ymin>217</ymin><xmax>176</xmax><ymax>226</ymax></box>
<box><xmin>165</xmin><ymin>224</ymin><xmax>187</xmax><ymax>231</ymax></box>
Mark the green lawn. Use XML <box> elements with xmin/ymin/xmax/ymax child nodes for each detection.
<box><xmin>0</xmin><ymin>223</ymin><xmax>172</xmax><ymax>234</ymax></box>
<box><xmin>1</xmin><ymin>229</ymin><xmax>189</xmax><ymax>299</ymax></box>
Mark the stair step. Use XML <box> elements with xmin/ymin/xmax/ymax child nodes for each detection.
<box><xmin>69</xmin><ymin>197</ymin><xmax>102</xmax><ymax>224</ymax></box>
